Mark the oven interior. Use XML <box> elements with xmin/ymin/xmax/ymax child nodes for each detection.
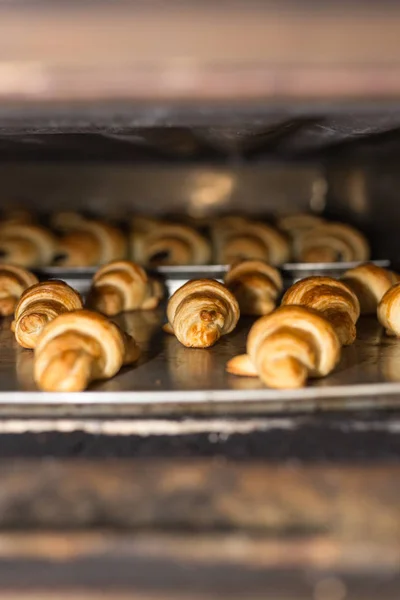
<box><xmin>1</xmin><ymin>106</ymin><xmax>400</xmax><ymax>415</ymax></box>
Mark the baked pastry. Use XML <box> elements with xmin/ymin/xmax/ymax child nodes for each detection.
<box><xmin>12</xmin><ymin>280</ymin><xmax>83</xmax><ymax>349</ymax></box>
<box><xmin>55</xmin><ymin>231</ymin><xmax>103</xmax><ymax>267</ymax></box>
<box><xmin>2</xmin><ymin>209</ymin><xmax>35</xmax><ymax>225</ymax></box>
<box><xmin>378</xmin><ymin>283</ymin><xmax>400</xmax><ymax>336</ymax></box>
<box><xmin>295</xmin><ymin>222</ymin><xmax>370</xmax><ymax>263</ymax></box>
<box><xmin>53</xmin><ymin>216</ymin><xmax>127</xmax><ymax>267</ymax></box>
<box><xmin>87</xmin><ymin>260</ymin><xmax>163</xmax><ymax>316</ymax></box>
<box><xmin>224</xmin><ymin>259</ymin><xmax>283</xmax><ymax>316</ymax></box>
<box><xmin>281</xmin><ymin>276</ymin><xmax>360</xmax><ymax>345</ymax></box>
<box><xmin>132</xmin><ymin>223</ymin><xmax>211</xmax><ymax>266</ymax></box>
<box><xmin>277</xmin><ymin>213</ymin><xmax>326</xmax><ymax>237</ymax></box>
<box><xmin>34</xmin><ymin>309</ymin><xmax>140</xmax><ymax>392</ymax></box>
<box><xmin>214</xmin><ymin>219</ymin><xmax>290</xmax><ymax>266</ymax></box>
<box><xmin>342</xmin><ymin>263</ymin><xmax>397</xmax><ymax>315</ymax></box>
<box><xmin>0</xmin><ymin>265</ymin><xmax>38</xmax><ymax>316</ymax></box>
<box><xmin>166</xmin><ymin>279</ymin><xmax>240</xmax><ymax>347</ymax></box>
<box><xmin>50</xmin><ymin>211</ymin><xmax>86</xmax><ymax>232</ymax></box>
<box><xmin>0</xmin><ymin>223</ymin><xmax>56</xmax><ymax>267</ymax></box>
<box><xmin>226</xmin><ymin>305</ymin><xmax>340</xmax><ymax>389</ymax></box>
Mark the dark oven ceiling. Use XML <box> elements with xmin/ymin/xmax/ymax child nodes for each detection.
<box><xmin>1</xmin><ymin>107</ymin><xmax>400</xmax><ymax>161</ymax></box>
<box><xmin>1</xmin><ymin>2</ymin><xmax>400</xmax><ymax>161</ymax></box>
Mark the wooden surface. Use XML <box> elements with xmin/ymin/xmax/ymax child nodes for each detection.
<box><xmin>0</xmin><ymin>530</ymin><xmax>398</xmax><ymax>598</ymax></box>
<box><xmin>0</xmin><ymin>459</ymin><xmax>397</xmax><ymax>540</ymax></box>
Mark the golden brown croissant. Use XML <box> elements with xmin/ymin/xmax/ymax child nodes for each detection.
<box><xmin>50</xmin><ymin>211</ymin><xmax>85</xmax><ymax>232</ymax></box>
<box><xmin>54</xmin><ymin>217</ymin><xmax>127</xmax><ymax>267</ymax></box>
<box><xmin>342</xmin><ymin>263</ymin><xmax>397</xmax><ymax>315</ymax></box>
<box><xmin>281</xmin><ymin>276</ymin><xmax>360</xmax><ymax>346</ymax></box>
<box><xmin>214</xmin><ymin>220</ymin><xmax>290</xmax><ymax>266</ymax></box>
<box><xmin>377</xmin><ymin>283</ymin><xmax>400</xmax><ymax>336</ymax></box>
<box><xmin>295</xmin><ymin>222</ymin><xmax>370</xmax><ymax>263</ymax></box>
<box><xmin>87</xmin><ymin>260</ymin><xmax>163</xmax><ymax>316</ymax></box>
<box><xmin>1</xmin><ymin>209</ymin><xmax>35</xmax><ymax>225</ymax></box>
<box><xmin>34</xmin><ymin>309</ymin><xmax>140</xmax><ymax>392</ymax></box>
<box><xmin>55</xmin><ymin>231</ymin><xmax>103</xmax><ymax>267</ymax></box>
<box><xmin>277</xmin><ymin>213</ymin><xmax>326</xmax><ymax>237</ymax></box>
<box><xmin>226</xmin><ymin>305</ymin><xmax>340</xmax><ymax>389</ymax></box>
<box><xmin>224</xmin><ymin>259</ymin><xmax>283</xmax><ymax>316</ymax></box>
<box><xmin>132</xmin><ymin>223</ymin><xmax>211</xmax><ymax>266</ymax></box>
<box><xmin>0</xmin><ymin>265</ymin><xmax>38</xmax><ymax>316</ymax></box>
<box><xmin>166</xmin><ymin>279</ymin><xmax>240</xmax><ymax>348</ymax></box>
<box><xmin>13</xmin><ymin>280</ymin><xmax>83</xmax><ymax>349</ymax></box>
<box><xmin>0</xmin><ymin>223</ymin><xmax>56</xmax><ymax>267</ymax></box>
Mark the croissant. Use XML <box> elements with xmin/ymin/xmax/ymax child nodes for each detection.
<box><xmin>214</xmin><ymin>220</ymin><xmax>290</xmax><ymax>266</ymax></box>
<box><xmin>0</xmin><ymin>223</ymin><xmax>56</xmax><ymax>267</ymax></box>
<box><xmin>132</xmin><ymin>223</ymin><xmax>211</xmax><ymax>266</ymax></box>
<box><xmin>50</xmin><ymin>211</ymin><xmax>85</xmax><ymax>232</ymax></box>
<box><xmin>224</xmin><ymin>259</ymin><xmax>283</xmax><ymax>316</ymax></box>
<box><xmin>34</xmin><ymin>309</ymin><xmax>140</xmax><ymax>392</ymax></box>
<box><xmin>377</xmin><ymin>283</ymin><xmax>400</xmax><ymax>336</ymax></box>
<box><xmin>166</xmin><ymin>279</ymin><xmax>240</xmax><ymax>348</ymax></box>
<box><xmin>87</xmin><ymin>260</ymin><xmax>163</xmax><ymax>316</ymax></box>
<box><xmin>13</xmin><ymin>280</ymin><xmax>83</xmax><ymax>349</ymax></box>
<box><xmin>0</xmin><ymin>265</ymin><xmax>38</xmax><ymax>316</ymax></box>
<box><xmin>226</xmin><ymin>305</ymin><xmax>341</xmax><ymax>389</ymax></box>
<box><xmin>277</xmin><ymin>213</ymin><xmax>326</xmax><ymax>237</ymax></box>
<box><xmin>295</xmin><ymin>222</ymin><xmax>370</xmax><ymax>263</ymax></box>
<box><xmin>131</xmin><ymin>215</ymin><xmax>161</xmax><ymax>233</ymax></box>
<box><xmin>1</xmin><ymin>209</ymin><xmax>35</xmax><ymax>225</ymax></box>
<box><xmin>342</xmin><ymin>263</ymin><xmax>397</xmax><ymax>315</ymax></box>
<box><xmin>55</xmin><ymin>231</ymin><xmax>103</xmax><ymax>267</ymax></box>
<box><xmin>54</xmin><ymin>218</ymin><xmax>127</xmax><ymax>267</ymax></box>
<box><xmin>281</xmin><ymin>276</ymin><xmax>360</xmax><ymax>346</ymax></box>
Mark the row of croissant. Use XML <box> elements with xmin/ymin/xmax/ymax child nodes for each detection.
<box><xmin>0</xmin><ymin>210</ymin><xmax>370</xmax><ymax>268</ymax></box>
<box><xmin>1</xmin><ymin>259</ymin><xmax>399</xmax><ymax>392</ymax></box>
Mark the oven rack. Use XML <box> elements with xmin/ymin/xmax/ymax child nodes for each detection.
<box><xmin>34</xmin><ymin>259</ymin><xmax>390</xmax><ymax>296</ymax></box>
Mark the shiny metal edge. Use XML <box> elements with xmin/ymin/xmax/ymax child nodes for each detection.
<box><xmin>35</xmin><ymin>259</ymin><xmax>390</xmax><ymax>279</ymax></box>
<box><xmin>35</xmin><ymin>260</ymin><xmax>391</xmax><ymax>297</ymax></box>
<box><xmin>1</xmin><ymin>382</ymin><xmax>400</xmax><ymax>405</ymax></box>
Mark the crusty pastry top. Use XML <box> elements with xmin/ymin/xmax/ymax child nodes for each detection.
<box><xmin>378</xmin><ymin>282</ymin><xmax>400</xmax><ymax>337</ymax></box>
<box><xmin>295</xmin><ymin>222</ymin><xmax>370</xmax><ymax>263</ymax></box>
<box><xmin>227</xmin><ymin>305</ymin><xmax>340</xmax><ymax>389</ymax></box>
<box><xmin>13</xmin><ymin>280</ymin><xmax>83</xmax><ymax>349</ymax></box>
<box><xmin>34</xmin><ymin>309</ymin><xmax>140</xmax><ymax>392</ymax></box>
<box><xmin>0</xmin><ymin>264</ymin><xmax>38</xmax><ymax>316</ymax></box>
<box><xmin>132</xmin><ymin>223</ymin><xmax>211</xmax><ymax>266</ymax></box>
<box><xmin>281</xmin><ymin>275</ymin><xmax>360</xmax><ymax>346</ymax></box>
<box><xmin>87</xmin><ymin>260</ymin><xmax>163</xmax><ymax>315</ymax></box>
<box><xmin>342</xmin><ymin>263</ymin><xmax>396</xmax><ymax>315</ymax></box>
<box><xmin>277</xmin><ymin>213</ymin><xmax>326</xmax><ymax>235</ymax></box>
<box><xmin>52</xmin><ymin>215</ymin><xmax>127</xmax><ymax>266</ymax></box>
<box><xmin>167</xmin><ymin>279</ymin><xmax>240</xmax><ymax>348</ymax></box>
<box><xmin>249</xmin><ymin>305</ymin><xmax>340</xmax><ymax>381</ymax></box>
<box><xmin>224</xmin><ymin>259</ymin><xmax>283</xmax><ymax>316</ymax></box>
<box><xmin>0</xmin><ymin>223</ymin><xmax>56</xmax><ymax>267</ymax></box>
<box><xmin>214</xmin><ymin>219</ymin><xmax>290</xmax><ymax>266</ymax></box>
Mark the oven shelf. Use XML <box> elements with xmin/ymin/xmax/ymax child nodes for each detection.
<box><xmin>2</xmin><ymin>306</ymin><xmax>400</xmax><ymax>416</ymax></box>
<box><xmin>34</xmin><ymin>259</ymin><xmax>390</xmax><ymax>296</ymax></box>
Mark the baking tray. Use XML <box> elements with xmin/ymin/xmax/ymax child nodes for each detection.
<box><xmin>34</xmin><ymin>259</ymin><xmax>391</xmax><ymax>296</ymax></box>
<box><xmin>2</xmin><ymin>302</ymin><xmax>400</xmax><ymax>416</ymax></box>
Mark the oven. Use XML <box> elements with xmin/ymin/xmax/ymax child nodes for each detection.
<box><xmin>1</xmin><ymin>2</ymin><xmax>400</xmax><ymax>598</ymax></box>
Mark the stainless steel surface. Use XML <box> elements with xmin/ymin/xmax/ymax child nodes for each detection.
<box><xmin>0</xmin><ymin>164</ymin><xmax>320</xmax><ymax>216</ymax></box>
<box><xmin>35</xmin><ymin>260</ymin><xmax>391</xmax><ymax>297</ymax></box>
<box><xmin>2</xmin><ymin>307</ymin><xmax>400</xmax><ymax>414</ymax></box>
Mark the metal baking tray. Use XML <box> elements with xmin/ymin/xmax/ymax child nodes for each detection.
<box><xmin>2</xmin><ymin>298</ymin><xmax>400</xmax><ymax>416</ymax></box>
<box><xmin>34</xmin><ymin>259</ymin><xmax>391</xmax><ymax>296</ymax></box>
